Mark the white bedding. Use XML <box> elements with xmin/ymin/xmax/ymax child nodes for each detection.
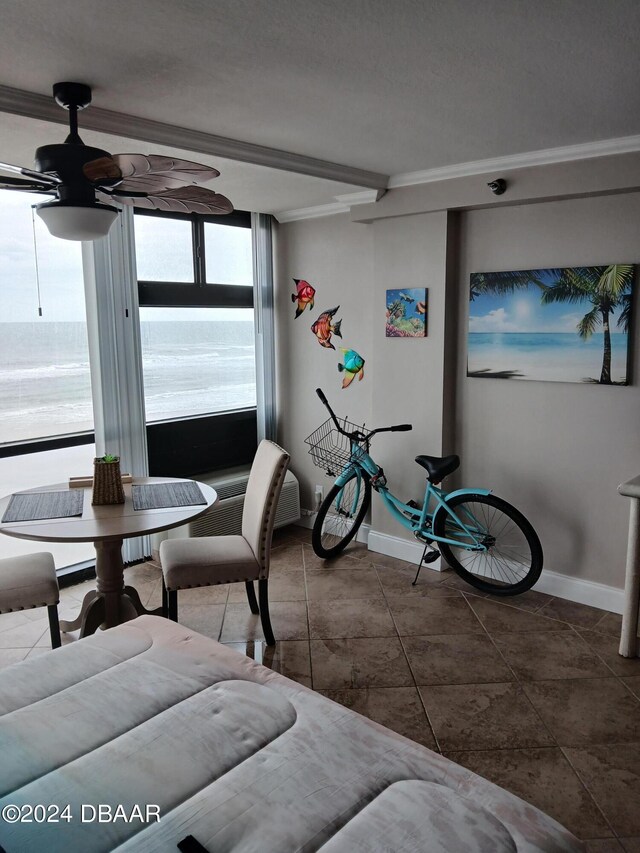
<box><xmin>0</xmin><ymin>616</ymin><xmax>583</xmax><ymax>852</ymax></box>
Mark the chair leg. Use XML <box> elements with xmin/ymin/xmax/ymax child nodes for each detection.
<box><xmin>168</xmin><ymin>589</ymin><xmax>178</xmax><ymax>622</ymax></box>
<box><xmin>162</xmin><ymin>578</ymin><xmax>168</xmax><ymax>617</ymax></box>
<box><xmin>47</xmin><ymin>604</ymin><xmax>61</xmax><ymax>649</ymax></box>
<box><xmin>258</xmin><ymin>579</ymin><xmax>275</xmax><ymax>646</ymax></box>
<box><xmin>245</xmin><ymin>581</ymin><xmax>259</xmax><ymax>615</ymax></box>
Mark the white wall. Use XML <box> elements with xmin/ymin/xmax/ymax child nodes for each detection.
<box><xmin>456</xmin><ymin>194</ymin><xmax>640</xmax><ymax>589</ymax></box>
<box><xmin>274</xmin><ymin>215</ymin><xmax>374</xmax><ymax>511</ymax></box>
<box><xmin>275</xmin><ymin>187</ymin><xmax>640</xmax><ymax>603</ymax></box>
<box><xmin>370</xmin><ymin>211</ymin><xmax>450</xmax><ymax>537</ymax></box>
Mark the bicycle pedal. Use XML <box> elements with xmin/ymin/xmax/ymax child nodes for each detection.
<box><xmin>421</xmin><ymin>549</ymin><xmax>440</xmax><ymax>564</ymax></box>
<box><xmin>406</xmin><ymin>499</ymin><xmax>421</xmax><ymax>509</ymax></box>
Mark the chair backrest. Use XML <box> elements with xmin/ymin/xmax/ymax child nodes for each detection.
<box><xmin>242</xmin><ymin>440</ymin><xmax>290</xmax><ymax>576</ymax></box>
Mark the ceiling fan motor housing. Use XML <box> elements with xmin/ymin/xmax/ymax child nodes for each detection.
<box><xmin>35</xmin><ymin>143</ymin><xmax>114</xmax><ymax>202</ymax></box>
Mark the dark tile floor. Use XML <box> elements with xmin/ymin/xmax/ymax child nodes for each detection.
<box><xmin>2</xmin><ymin>524</ymin><xmax>639</xmax><ymax>848</ymax></box>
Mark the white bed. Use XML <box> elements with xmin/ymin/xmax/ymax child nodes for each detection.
<box><xmin>0</xmin><ymin>615</ymin><xmax>583</xmax><ymax>852</ymax></box>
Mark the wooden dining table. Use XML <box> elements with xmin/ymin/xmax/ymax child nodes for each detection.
<box><xmin>0</xmin><ymin>477</ymin><xmax>217</xmax><ymax>638</ymax></box>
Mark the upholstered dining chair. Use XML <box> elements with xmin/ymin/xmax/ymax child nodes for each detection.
<box><xmin>0</xmin><ymin>552</ymin><xmax>61</xmax><ymax>648</ymax></box>
<box><xmin>160</xmin><ymin>440</ymin><xmax>290</xmax><ymax>645</ymax></box>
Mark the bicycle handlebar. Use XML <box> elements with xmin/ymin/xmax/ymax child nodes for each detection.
<box><xmin>315</xmin><ymin>387</ymin><xmax>330</xmax><ymax>407</ymax></box>
<box><xmin>315</xmin><ymin>388</ymin><xmax>412</xmax><ymax>439</ymax></box>
<box><xmin>315</xmin><ymin>387</ymin><xmax>342</xmax><ymax>431</ymax></box>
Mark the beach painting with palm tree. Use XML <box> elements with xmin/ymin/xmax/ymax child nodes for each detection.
<box><xmin>468</xmin><ymin>264</ymin><xmax>635</xmax><ymax>384</ymax></box>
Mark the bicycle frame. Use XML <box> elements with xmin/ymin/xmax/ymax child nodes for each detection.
<box><xmin>334</xmin><ymin>439</ymin><xmax>491</xmax><ymax>551</ymax></box>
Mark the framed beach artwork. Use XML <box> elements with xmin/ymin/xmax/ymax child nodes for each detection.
<box><xmin>467</xmin><ymin>265</ymin><xmax>635</xmax><ymax>385</ymax></box>
<box><xmin>386</xmin><ymin>288</ymin><xmax>428</xmax><ymax>337</ymax></box>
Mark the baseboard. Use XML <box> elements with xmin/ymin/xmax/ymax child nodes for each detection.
<box><xmin>366</xmin><ymin>530</ymin><xmax>444</xmax><ymax>572</ymax></box>
<box><xmin>296</xmin><ymin>514</ymin><xmax>625</xmax><ymax>613</ymax></box>
<box><xmin>534</xmin><ymin>569</ymin><xmax>624</xmax><ymax>614</ymax></box>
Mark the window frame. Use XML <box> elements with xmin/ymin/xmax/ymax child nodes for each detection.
<box><xmin>135</xmin><ymin>207</ymin><xmax>253</xmax><ymax>309</ymax></box>
<box><xmin>134</xmin><ymin>207</ymin><xmax>257</xmax><ymax>477</ymax></box>
<box><xmin>0</xmin><ymin>431</ymin><xmax>95</xmax><ymax>459</ymax></box>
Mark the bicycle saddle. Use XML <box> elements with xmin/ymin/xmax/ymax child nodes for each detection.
<box><xmin>415</xmin><ymin>454</ymin><xmax>460</xmax><ymax>484</ymax></box>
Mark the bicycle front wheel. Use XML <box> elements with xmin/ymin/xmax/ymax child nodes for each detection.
<box><xmin>312</xmin><ymin>470</ymin><xmax>371</xmax><ymax>559</ymax></box>
<box><xmin>433</xmin><ymin>493</ymin><xmax>542</xmax><ymax>595</ymax></box>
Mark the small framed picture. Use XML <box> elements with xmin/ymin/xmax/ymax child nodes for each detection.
<box><xmin>386</xmin><ymin>288</ymin><xmax>427</xmax><ymax>337</ymax></box>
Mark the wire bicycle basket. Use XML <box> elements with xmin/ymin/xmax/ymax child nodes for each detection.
<box><xmin>304</xmin><ymin>417</ymin><xmax>367</xmax><ymax>476</ymax></box>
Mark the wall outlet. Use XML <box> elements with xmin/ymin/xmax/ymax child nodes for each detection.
<box><xmin>314</xmin><ymin>484</ymin><xmax>324</xmax><ymax>509</ymax></box>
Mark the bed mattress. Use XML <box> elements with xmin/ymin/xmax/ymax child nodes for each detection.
<box><xmin>0</xmin><ymin>615</ymin><xmax>583</xmax><ymax>852</ymax></box>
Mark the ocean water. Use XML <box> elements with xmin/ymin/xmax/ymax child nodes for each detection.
<box><xmin>467</xmin><ymin>332</ymin><xmax>629</xmax><ymax>383</ymax></box>
<box><xmin>0</xmin><ymin>321</ymin><xmax>256</xmax><ymax>444</ymax></box>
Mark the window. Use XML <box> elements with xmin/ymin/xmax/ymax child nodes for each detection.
<box><xmin>133</xmin><ymin>209</ymin><xmax>257</xmax><ymax>476</ymax></box>
<box><xmin>203</xmin><ymin>222</ymin><xmax>252</xmax><ymax>286</ymax></box>
<box><xmin>0</xmin><ymin>190</ymin><xmax>94</xmax><ymax>445</ymax></box>
<box><xmin>138</xmin><ymin>306</ymin><xmax>256</xmax><ymax>422</ymax></box>
<box><xmin>0</xmin><ymin>189</ymin><xmax>95</xmax><ymax>568</ymax></box>
<box><xmin>134</xmin><ymin>214</ymin><xmax>193</xmax><ymax>282</ymax></box>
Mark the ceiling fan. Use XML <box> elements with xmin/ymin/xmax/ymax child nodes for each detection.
<box><xmin>0</xmin><ymin>82</ymin><xmax>234</xmax><ymax>241</ymax></box>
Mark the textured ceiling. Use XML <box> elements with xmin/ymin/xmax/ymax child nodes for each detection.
<box><xmin>1</xmin><ymin>0</ymin><xmax>639</xmax><ymax>209</ymax></box>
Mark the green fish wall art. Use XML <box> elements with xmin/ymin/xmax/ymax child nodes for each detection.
<box><xmin>311</xmin><ymin>306</ymin><xmax>343</xmax><ymax>349</ymax></box>
<box><xmin>338</xmin><ymin>348</ymin><xmax>365</xmax><ymax>388</ymax></box>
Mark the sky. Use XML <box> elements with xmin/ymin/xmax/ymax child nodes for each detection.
<box><xmin>469</xmin><ymin>276</ymin><xmax>625</xmax><ymax>335</ymax></box>
<box><xmin>0</xmin><ymin>188</ymin><xmax>86</xmax><ymax>321</ymax></box>
<box><xmin>0</xmin><ymin>188</ymin><xmax>253</xmax><ymax>322</ymax></box>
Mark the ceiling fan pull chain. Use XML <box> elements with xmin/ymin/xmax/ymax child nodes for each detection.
<box><xmin>30</xmin><ymin>207</ymin><xmax>43</xmax><ymax>317</ymax></box>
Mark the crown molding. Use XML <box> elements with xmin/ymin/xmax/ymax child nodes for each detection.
<box><xmin>275</xmin><ymin>202</ymin><xmax>350</xmax><ymax>223</ymax></box>
<box><xmin>389</xmin><ymin>134</ymin><xmax>640</xmax><ymax>188</ymax></box>
<box><xmin>276</xmin><ymin>189</ymin><xmax>387</xmax><ymax>222</ymax></box>
<box><xmin>334</xmin><ymin>189</ymin><xmax>386</xmax><ymax>205</ymax></box>
<box><xmin>0</xmin><ymin>84</ymin><xmax>389</xmax><ymax>190</ymax></box>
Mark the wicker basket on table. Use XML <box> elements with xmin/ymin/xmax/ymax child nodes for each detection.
<box><xmin>92</xmin><ymin>455</ymin><xmax>125</xmax><ymax>506</ymax></box>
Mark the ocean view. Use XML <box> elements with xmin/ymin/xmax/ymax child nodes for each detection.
<box><xmin>468</xmin><ymin>332</ymin><xmax>628</xmax><ymax>383</ymax></box>
<box><xmin>0</xmin><ymin>320</ymin><xmax>256</xmax><ymax>444</ymax></box>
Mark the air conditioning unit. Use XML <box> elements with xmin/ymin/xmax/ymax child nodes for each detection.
<box><xmin>154</xmin><ymin>467</ymin><xmax>301</xmax><ymax>549</ymax></box>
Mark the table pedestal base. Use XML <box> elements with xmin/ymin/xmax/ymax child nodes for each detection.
<box><xmin>60</xmin><ymin>539</ymin><xmax>162</xmax><ymax>638</ymax></box>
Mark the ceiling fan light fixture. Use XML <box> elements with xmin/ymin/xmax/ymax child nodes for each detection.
<box><xmin>35</xmin><ymin>199</ymin><xmax>119</xmax><ymax>241</ymax></box>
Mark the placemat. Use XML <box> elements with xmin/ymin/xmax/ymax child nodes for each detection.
<box><xmin>132</xmin><ymin>481</ymin><xmax>207</xmax><ymax>511</ymax></box>
<box><xmin>1</xmin><ymin>490</ymin><xmax>84</xmax><ymax>523</ymax></box>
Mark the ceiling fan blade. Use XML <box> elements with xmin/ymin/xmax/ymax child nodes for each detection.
<box><xmin>116</xmin><ymin>186</ymin><xmax>233</xmax><ymax>215</ymax></box>
<box><xmin>0</xmin><ymin>175</ymin><xmax>56</xmax><ymax>193</ymax></box>
<box><xmin>83</xmin><ymin>156</ymin><xmax>123</xmax><ymax>184</ymax></box>
<box><xmin>100</xmin><ymin>153</ymin><xmax>221</xmax><ymax>194</ymax></box>
<box><xmin>0</xmin><ymin>161</ymin><xmax>60</xmax><ymax>185</ymax></box>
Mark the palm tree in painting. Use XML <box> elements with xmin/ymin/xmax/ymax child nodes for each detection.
<box><xmin>539</xmin><ymin>265</ymin><xmax>634</xmax><ymax>384</ymax></box>
<box><xmin>469</xmin><ymin>269</ymin><xmax>551</xmax><ymax>301</ymax></box>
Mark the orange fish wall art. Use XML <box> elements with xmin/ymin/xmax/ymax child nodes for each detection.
<box><xmin>291</xmin><ymin>278</ymin><xmax>316</xmax><ymax>318</ymax></box>
<box><xmin>311</xmin><ymin>306</ymin><xmax>343</xmax><ymax>349</ymax></box>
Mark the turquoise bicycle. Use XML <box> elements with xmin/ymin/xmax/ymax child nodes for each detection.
<box><xmin>306</xmin><ymin>388</ymin><xmax>542</xmax><ymax>595</ymax></box>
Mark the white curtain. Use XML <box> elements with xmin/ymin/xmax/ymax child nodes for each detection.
<box><xmin>82</xmin><ymin>206</ymin><xmax>149</xmax><ymax>562</ymax></box>
<box><xmin>252</xmin><ymin>212</ymin><xmax>276</xmax><ymax>442</ymax></box>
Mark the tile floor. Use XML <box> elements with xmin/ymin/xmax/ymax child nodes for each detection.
<box><xmin>2</xmin><ymin>524</ymin><xmax>640</xmax><ymax>849</ymax></box>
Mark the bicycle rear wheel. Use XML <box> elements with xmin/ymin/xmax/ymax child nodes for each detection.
<box><xmin>312</xmin><ymin>470</ymin><xmax>371</xmax><ymax>559</ymax></box>
<box><xmin>433</xmin><ymin>493</ymin><xmax>542</xmax><ymax>595</ymax></box>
